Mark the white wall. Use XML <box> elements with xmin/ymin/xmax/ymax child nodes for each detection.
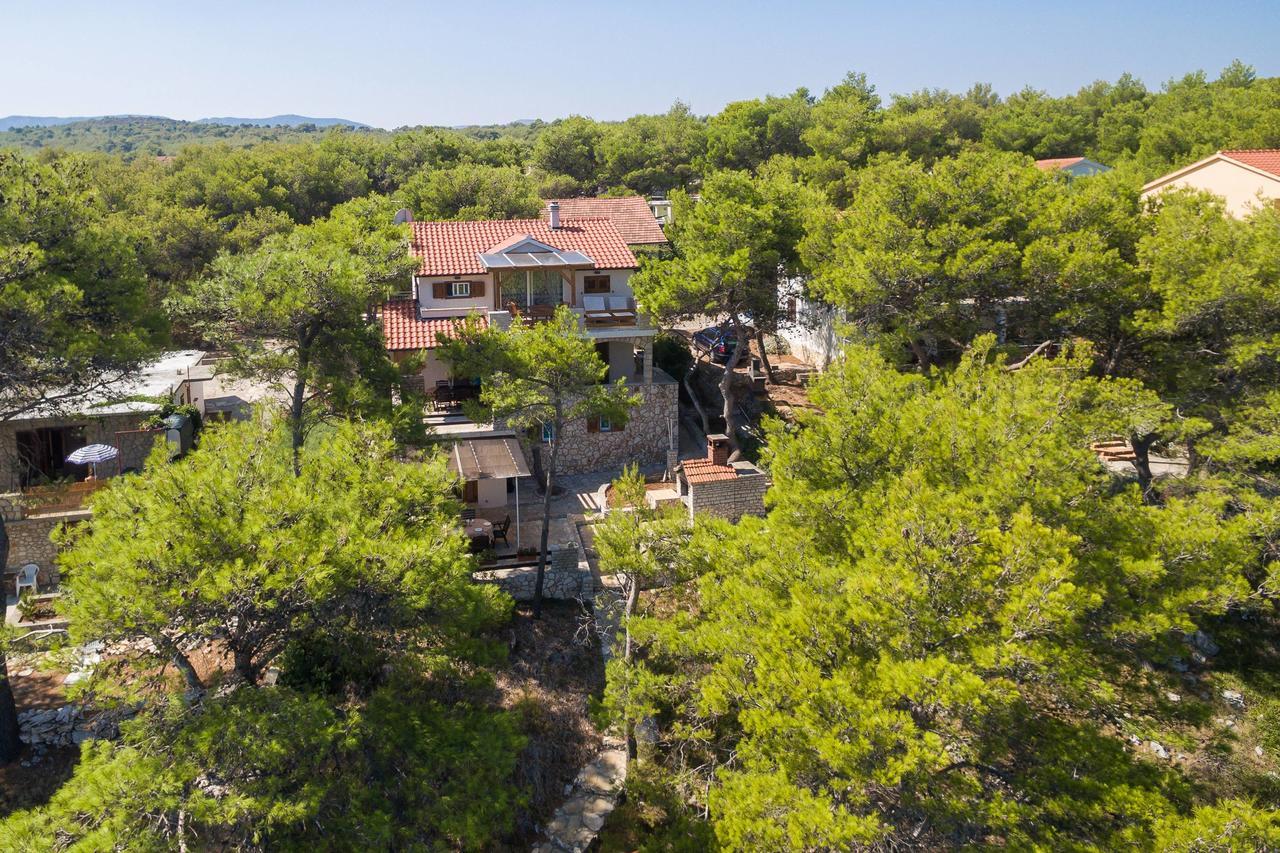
<box><xmin>574</xmin><ymin>268</ymin><xmax>634</xmax><ymax>302</ymax></box>
<box><xmin>415</xmin><ymin>276</ymin><xmax>493</xmax><ymax>314</ymax></box>
<box><xmin>1144</xmin><ymin>159</ymin><xmax>1280</xmax><ymax>218</ymax></box>
<box><xmin>475</xmin><ymin>477</ymin><xmax>507</xmax><ymax>508</ymax></box>
<box><xmin>605</xmin><ymin>339</ymin><xmax>639</xmax><ymax>382</ymax></box>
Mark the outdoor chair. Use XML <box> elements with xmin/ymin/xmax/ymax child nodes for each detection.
<box><xmin>460</xmin><ymin>508</ymin><xmax>477</xmax><ymax>521</ymax></box>
<box><xmin>493</xmin><ymin>515</ymin><xmax>511</xmax><ymax>545</ymax></box>
<box><xmin>15</xmin><ymin>564</ymin><xmax>39</xmax><ymax>598</ymax></box>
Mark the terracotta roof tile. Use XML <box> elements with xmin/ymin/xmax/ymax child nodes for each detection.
<box><xmin>1034</xmin><ymin>156</ymin><xmax>1086</xmax><ymax>171</ymax></box>
<box><xmin>544</xmin><ymin>196</ymin><xmax>668</xmax><ymax>245</ymax></box>
<box><xmin>1222</xmin><ymin>149</ymin><xmax>1280</xmax><ymax>179</ymax></box>
<box><xmin>380</xmin><ymin>299</ymin><xmax>486</xmax><ymax>351</ymax></box>
<box><xmin>680</xmin><ymin>459</ymin><xmax>738</xmax><ymax>484</ymax></box>
<box><xmin>408</xmin><ymin>217</ymin><xmax>637</xmax><ymax>277</ymax></box>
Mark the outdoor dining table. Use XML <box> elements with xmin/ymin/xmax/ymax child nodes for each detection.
<box><xmin>464</xmin><ymin>518</ymin><xmax>493</xmax><ymax>541</ymax></box>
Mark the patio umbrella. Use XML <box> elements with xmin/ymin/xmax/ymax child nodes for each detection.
<box><xmin>66</xmin><ymin>443</ymin><xmax>119</xmax><ymax>479</ymax></box>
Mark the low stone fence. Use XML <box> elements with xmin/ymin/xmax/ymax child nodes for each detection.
<box><xmin>473</xmin><ymin>543</ymin><xmax>595</xmax><ymax>601</ymax></box>
<box><xmin>1</xmin><ymin>493</ymin><xmax>87</xmax><ymax>587</ymax></box>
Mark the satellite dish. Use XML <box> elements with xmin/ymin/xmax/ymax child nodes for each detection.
<box><xmin>393</xmin><ymin>208</ymin><xmax>414</xmax><ymax>224</ymax></box>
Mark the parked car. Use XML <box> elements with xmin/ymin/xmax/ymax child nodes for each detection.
<box><xmin>692</xmin><ymin>324</ymin><xmax>740</xmax><ymax>364</ymax></box>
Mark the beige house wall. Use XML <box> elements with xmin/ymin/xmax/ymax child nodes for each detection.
<box><xmin>475</xmin><ymin>477</ymin><xmax>507</xmax><ymax>508</ymax></box>
<box><xmin>1143</xmin><ymin>158</ymin><xmax>1280</xmax><ymax>218</ymax></box>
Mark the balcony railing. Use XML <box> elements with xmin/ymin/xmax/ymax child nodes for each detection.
<box><xmin>19</xmin><ymin>479</ymin><xmax>109</xmax><ymax>516</ymax></box>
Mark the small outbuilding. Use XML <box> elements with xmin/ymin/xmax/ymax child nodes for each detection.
<box><xmin>676</xmin><ymin>434</ymin><xmax>769</xmax><ymax>522</ymax></box>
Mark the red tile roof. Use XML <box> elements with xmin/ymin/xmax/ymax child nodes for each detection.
<box><xmin>680</xmin><ymin>459</ymin><xmax>738</xmax><ymax>484</ymax></box>
<box><xmin>544</xmin><ymin>197</ymin><xmax>668</xmax><ymax>245</ymax></box>
<box><xmin>1222</xmin><ymin>149</ymin><xmax>1280</xmax><ymax>179</ymax></box>
<box><xmin>408</xmin><ymin>217</ymin><xmax>638</xmax><ymax>277</ymax></box>
<box><xmin>1034</xmin><ymin>156</ymin><xmax>1086</xmax><ymax>172</ymax></box>
<box><xmin>381</xmin><ymin>299</ymin><xmax>487</xmax><ymax>351</ymax></box>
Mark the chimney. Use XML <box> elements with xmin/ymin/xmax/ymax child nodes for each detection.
<box><xmin>548</xmin><ymin>201</ymin><xmax>561</xmax><ymax>230</ymax></box>
<box><xmin>707</xmin><ymin>433</ymin><xmax>730</xmax><ymax>467</ymax></box>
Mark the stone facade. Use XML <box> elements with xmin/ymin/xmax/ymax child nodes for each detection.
<box><xmin>548</xmin><ymin>377</ymin><xmax>678</xmax><ymax>476</ymax></box>
<box><xmin>473</xmin><ymin>543</ymin><xmax>595</xmax><ymax>601</ymax></box>
<box><xmin>1</xmin><ymin>498</ymin><xmax>87</xmax><ymax>587</ymax></box>
<box><xmin>684</xmin><ymin>464</ymin><xmax>770</xmax><ymax>523</ymax></box>
<box><xmin>0</xmin><ymin>413</ymin><xmax>158</xmax><ymax>492</ymax></box>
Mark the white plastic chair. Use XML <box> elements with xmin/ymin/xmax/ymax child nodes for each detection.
<box><xmin>15</xmin><ymin>564</ymin><xmax>38</xmax><ymax>598</ymax></box>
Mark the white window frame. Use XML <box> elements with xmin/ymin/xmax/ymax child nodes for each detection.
<box><xmin>598</xmin><ymin>416</ymin><xmax>613</xmax><ymax>433</ymax></box>
<box><xmin>448</xmin><ymin>281</ymin><xmax>471</xmax><ymax>298</ymax></box>
<box><xmin>541</xmin><ymin>422</ymin><xmax>555</xmax><ymax>443</ymax></box>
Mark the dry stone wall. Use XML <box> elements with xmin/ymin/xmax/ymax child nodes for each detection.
<box><xmin>473</xmin><ymin>543</ymin><xmax>595</xmax><ymax>601</ymax></box>
<box><xmin>549</xmin><ymin>380</ymin><xmax>678</xmax><ymax>476</ymax></box>
<box><xmin>687</xmin><ymin>469</ymin><xmax>770</xmax><ymax>522</ymax></box>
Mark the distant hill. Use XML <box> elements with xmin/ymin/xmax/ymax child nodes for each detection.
<box><xmin>0</xmin><ymin>114</ymin><xmax>370</xmax><ymax>132</ymax></box>
<box><xmin>195</xmin><ymin>115</ymin><xmax>370</xmax><ymax>128</ymax></box>
<box><xmin>0</xmin><ymin>115</ymin><xmax>384</xmax><ymax>157</ymax></box>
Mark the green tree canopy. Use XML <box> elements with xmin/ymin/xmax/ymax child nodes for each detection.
<box><xmin>610</xmin><ymin>339</ymin><xmax>1276</xmax><ymax>849</ymax></box>
<box><xmin>397</xmin><ymin>162</ymin><xmax>542</xmax><ymax>220</ymax></box>
<box><xmin>3</xmin><ymin>418</ymin><xmax>523</xmax><ymax>849</ymax></box>
<box><xmin>703</xmin><ymin>89</ymin><xmax>814</xmax><ymax>173</ymax></box>
<box><xmin>634</xmin><ymin>168</ymin><xmax>812</xmax><ymax>447</ymax></box>
<box><xmin>173</xmin><ymin>194</ymin><xmax>419</xmax><ymax>465</ymax></box>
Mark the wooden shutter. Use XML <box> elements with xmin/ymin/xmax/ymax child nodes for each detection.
<box><xmin>462</xmin><ymin>480</ymin><xmax>478</xmax><ymax>503</ymax></box>
<box><xmin>432</xmin><ymin>282</ymin><xmax>447</xmax><ymax>299</ymax></box>
<box><xmin>613</xmin><ymin>418</ymin><xmax>624</xmax><ymax>433</ymax></box>
<box><xmin>472</xmin><ymin>281</ymin><xmax>485</xmax><ymax>298</ymax></box>
<box><xmin>587</xmin><ymin>417</ymin><xmax>599</xmax><ymax>433</ymax></box>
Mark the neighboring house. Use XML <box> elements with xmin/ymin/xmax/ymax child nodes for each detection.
<box><xmin>0</xmin><ymin>350</ymin><xmax>209</xmax><ymax>585</ymax></box>
<box><xmin>648</xmin><ymin>197</ymin><xmax>673</xmax><ymax>227</ymax></box>
<box><xmin>1142</xmin><ymin>149</ymin><xmax>1280</xmax><ymax>218</ymax></box>
<box><xmin>542</xmin><ymin>196</ymin><xmax>668</xmax><ymax>249</ymax></box>
<box><xmin>1034</xmin><ymin>156</ymin><xmax>1111</xmax><ymax>177</ymax></box>
<box><xmin>0</xmin><ymin>350</ymin><xmax>208</xmax><ymax>492</ymax></box>
<box><xmin>380</xmin><ymin>204</ymin><xmax>679</xmax><ymax>481</ymax></box>
<box><xmin>777</xmin><ymin>276</ymin><xmax>844</xmax><ymax>369</ymax></box>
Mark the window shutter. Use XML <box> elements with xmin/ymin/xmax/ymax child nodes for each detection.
<box><xmin>472</xmin><ymin>281</ymin><xmax>485</xmax><ymax>298</ymax></box>
<box><xmin>587</xmin><ymin>417</ymin><xmax>599</xmax><ymax>433</ymax></box>
<box><xmin>614</xmin><ymin>418</ymin><xmax>624</xmax><ymax>432</ymax></box>
<box><xmin>432</xmin><ymin>282</ymin><xmax>447</xmax><ymax>299</ymax></box>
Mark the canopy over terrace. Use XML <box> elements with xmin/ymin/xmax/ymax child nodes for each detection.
<box><xmin>480</xmin><ymin>235</ymin><xmax>595</xmax><ymax>315</ymax></box>
<box><xmin>445</xmin><ymin>434</ymin><xmax>532</xmax><ymax>551</ymax></box>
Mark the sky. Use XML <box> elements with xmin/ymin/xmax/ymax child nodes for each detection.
<box><xmin>4</xmin><ymin>0</ymin><xmax>1278</xmax><ymax>128</ymax></box>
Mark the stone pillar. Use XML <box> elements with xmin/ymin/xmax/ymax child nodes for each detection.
<box><xmin>642</xmin><ymin>339</ymin><xmax>654</xmax><ymax>384</ymax></box>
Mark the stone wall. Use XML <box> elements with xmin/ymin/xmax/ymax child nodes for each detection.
<box><xmin>687</xmin><ymin>467</ymin><xmax>770</xmax><ymax>523</ymax></box>
<box><xmin>0</xmin><ymin>413</ymin><xmax>156</xmax><ymax>491</ymax></box>
<box><xmin>473</xmin><ymin>543</ymin><xmax>595</xmax><ymax>601</ymax></box>
<box><xmin>551</xmin><ymin>378</ymin><xmax>678</xmax><ymax>476</ymax></box>
<box><xmin>1</xmin><ymin>506</ymin><xmax>87</xmax><ymax>587</ymax></box>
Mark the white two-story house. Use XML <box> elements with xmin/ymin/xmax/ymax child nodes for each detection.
<box><xmin>382</xmin><ymin>203</ymin><xmax>679</xmax><ymax>477</ymax></box>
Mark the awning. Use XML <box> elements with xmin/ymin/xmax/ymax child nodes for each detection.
<box><xmin>446</xmin><ymin>436</ymin><xmax>531</xmax><ymax>481</ymax></box>
<box><xmin>477</xmin><ymin>249</ymin><xmax>594</xmax><ymax>269</ymax></box>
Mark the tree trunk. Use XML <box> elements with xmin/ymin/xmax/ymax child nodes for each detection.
<box><xmin>171</xmin><ymin>649</ymin><xmax>205</xmax><ymax>695</ymax></box>
<box><xmin>907</xmin><ymin>337</ymin><xmax>932</xmax><ymax>375</ymax></box>
<box><xmin>623</xmin><ymin>570</ymin><xmax>640</xmax><ymax>663</ymax></box>
<box><xmin>532</xmin><ymin>416</ymin><xmax>562</xmax><ymax>620</ymax></box>
<box><xmin>0</xmin><ymin>513</ymin><xmax>21</xmax><ymax>763</ymax></box>
<box><xmin>682</xmin><ymin>365</ymin><xmax>710</xmax><ymax>437</ymax></box>
<box><xmin>720</xmin><ymin>319</ymin><xmax>749</xmax><ymax>453</ymax></box>
<box><xmin>289</xmin><ymin>328</ymin><xmax>319</xmax><ymax>477</ymax></box>
<box><xmin>289</xmin><ymin>371</ymin><xmax>308</xmax><ymax>477</ymax></box>
<box><xmin>1130</xmin><ymin>432</ymin><xmax>1158</xmax><ymax>502</ymax></box>
<box><xmin>753</xmin><ymin>329</ymin><xmax>776</xmax><ymax>384</ymax></box>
